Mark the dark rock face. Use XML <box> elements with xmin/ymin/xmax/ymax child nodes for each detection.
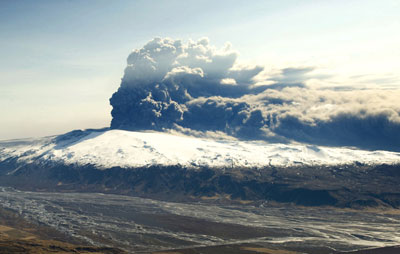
<box><xmin>1</xmin><ymin>158</ymin><xmax>399</xmax><ymax>208</ymax></box>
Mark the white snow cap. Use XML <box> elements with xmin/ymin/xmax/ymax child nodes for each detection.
<box><xmin>1</xmin><ymin>129</ymin><xmax>400</xmax><ymax>169</ymax></box>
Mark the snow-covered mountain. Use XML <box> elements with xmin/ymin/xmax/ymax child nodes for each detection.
<box><xmin>1</xmin><ymin>129</ymin><xmax>400</xmax><ymax>208</ymax></box>
<box><xmin>1</xmin><ymin>129</ymin><xmax>400</xmax><ymax>169</ymax></box>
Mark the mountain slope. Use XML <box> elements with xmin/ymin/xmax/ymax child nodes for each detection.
<box><xmin>0</xmin><ymin>129</ymin><xmax>400</xmax><ymax>208</ymax></box>
<box><xmin>1</xmin><ymin>129</ymin><xmax>400</xmax><ymax>169</ymax></box>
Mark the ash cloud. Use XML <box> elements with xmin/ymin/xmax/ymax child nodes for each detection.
<box><xmin>110</xmin><ymin>37</ymin><xmax>400</xmax><ymax>151</ymax></box>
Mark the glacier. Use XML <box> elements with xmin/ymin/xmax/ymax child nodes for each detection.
<box><xmin>1</xmin><ymin>129</ymin><xmax>400</xmax><ymax>169</ymax></box>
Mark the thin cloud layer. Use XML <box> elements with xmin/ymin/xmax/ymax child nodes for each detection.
<box><xmin>110</xmin><ymin>37</ymin><xmax>400</xmax><ymax>151</ymax></box>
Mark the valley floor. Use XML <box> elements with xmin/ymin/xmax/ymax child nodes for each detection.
<box><xmin>0</xmin><ymin>188</ymin><xmax>399</xmax><ymax>254</ymax></box>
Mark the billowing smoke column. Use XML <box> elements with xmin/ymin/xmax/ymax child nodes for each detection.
<box><xmin>110</xmin><ymin>38</ymin><xmax>266</xmax><ymax>137</ymax></box>
<box><xmin>110</xmin><ymin>37</ymin><xmax>400</xmax><ymax>151</ymax></box>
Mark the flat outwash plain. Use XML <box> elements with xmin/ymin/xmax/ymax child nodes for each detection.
<box><xmin>0</xmin><ymin>187</ymin><xmax>399</xmax><ymax>254</ymax></box>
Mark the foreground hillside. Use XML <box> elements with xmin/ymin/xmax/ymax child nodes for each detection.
<box><xmin>0</xmin><ymin>129</ymin><xmax>400</xmax><ymax>208</ymax></box>
<box><xmin>0</xmin><ymin>207</ymin><xmax>124</xmax><ymax>254</ymax></box>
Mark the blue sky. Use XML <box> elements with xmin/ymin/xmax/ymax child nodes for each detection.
<box><xmin>0</xmin><ymin>0</ymin><xmax>399</xmax><ymax>139</ymax></box>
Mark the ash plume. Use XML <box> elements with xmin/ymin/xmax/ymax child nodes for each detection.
<box><xmin>110</xmin><ymin>37</ymin><xmax>400</xmax><ymax>151</ymax></box>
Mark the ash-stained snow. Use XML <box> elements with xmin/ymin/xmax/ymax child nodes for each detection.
<box><xmin>1</xmin><ymin>129</ymin><xmax>400</xmax><ymax>169</ymax></box>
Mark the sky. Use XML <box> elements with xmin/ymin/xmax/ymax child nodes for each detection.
<box><xmin>0</xmin><ymin>0</ymin><xmax>399</xmax><ymax>140</ymax></box>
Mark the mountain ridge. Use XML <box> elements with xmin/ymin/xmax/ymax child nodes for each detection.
<box><xmin>1</xmin><ymin>129</ymin><xmax>400</xmax><ymax>169</ymax></box>
<box><xmin>1</xmin><ymin>129</ymin><xmax>400</xmax><ymax>208</ymax></box>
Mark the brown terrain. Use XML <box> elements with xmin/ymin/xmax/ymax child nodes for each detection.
<box><xmin>0</xmin><ymin>207</ymin><xmax>124</xmax><ymax>254</ymax></box>
<box><xmin>150</xmin><ymin>245</ymin><xmax>400</xmax><ymax>254</ymax></box>
<box><xmin>0</xmin><ymin>206</ymin><xmax>398</xmax><ymax>254</ymax></box>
